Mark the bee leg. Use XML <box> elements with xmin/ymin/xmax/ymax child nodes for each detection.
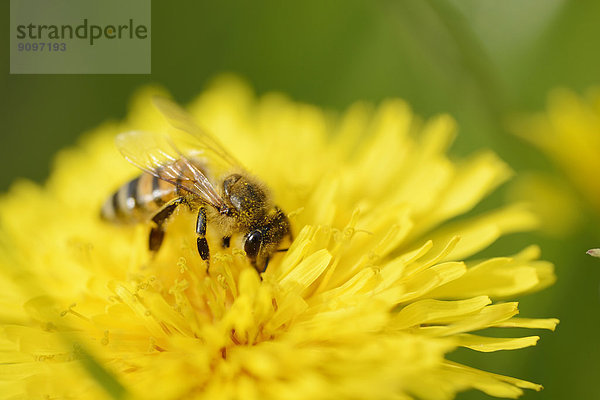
<box><xmin>149</xmin><ymin>198</ymin><xmax>184</xmax><ymax>253</ymax></box>
<box><xmin>149</xmin><ymin>227</ymin><xmax>165</xmax><ymax>253</ymax></box>
<box><xmin>196</xmin><ymin>206</ymin><xmax>210</xmax><ymax>264</ymax></box>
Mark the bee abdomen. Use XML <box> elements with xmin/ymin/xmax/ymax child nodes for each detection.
<box><xmin>101</xmin><ymin>174</ymin><xmax>175</xmax><ymax>223</ymax></box>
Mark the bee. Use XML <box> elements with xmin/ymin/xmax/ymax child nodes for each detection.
<box><xmin>101</xmin><ymin>97</ymin><xmax>291</xmax><ymax>272</ymax></box>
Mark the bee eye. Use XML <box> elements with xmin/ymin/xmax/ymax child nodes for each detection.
<box><xmin>244</xmin><ymin>230</ymin><xmax>263</xmax><ymax>259</ymax></box>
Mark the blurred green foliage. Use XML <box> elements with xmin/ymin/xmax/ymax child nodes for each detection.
<box><xmin>2</xmin><ymin>1</ymin><xmax>600</xmax><ymax>399</ymax></box>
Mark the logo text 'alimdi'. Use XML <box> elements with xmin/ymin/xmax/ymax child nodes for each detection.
<box><xmin>10</xmin><ymin>0</ymin><xmax>151</xmax><ymax>74</ymax></box>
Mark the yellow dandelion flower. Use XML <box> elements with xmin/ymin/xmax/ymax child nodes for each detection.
<box><xmin>0</xmin><ymin>77</ymin><xmax>557</xmax><ymax>400</ymax></box>
<box><xmin>513</xmin><ymin>88</ymin><xmax>600</xmax><ymax>216</ymax></box>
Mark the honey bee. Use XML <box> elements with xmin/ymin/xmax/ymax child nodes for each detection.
<box><xmin>101</xmin><ymin>97</ymin><xmax>291</xmax><ymax>272</ymax></box>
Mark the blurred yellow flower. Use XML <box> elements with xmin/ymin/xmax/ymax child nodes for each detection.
<box><xmin>506</xmin><ymin>172</ymin><xmax>583</xmax><ymax>237</ymax></box>
<box><xmin>513</xmin><ymin>88</ymin><xmax>600</xmax><ymax>216</ymax></box>
<box><xmin>0</xmin><ymin>77</ymin><xmax>557</xmax><ymax>400</ymax></box>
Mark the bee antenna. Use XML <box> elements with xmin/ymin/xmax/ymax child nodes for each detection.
<box><xmin>275</xmin><ymin>248</ymin><xmax>289</xmax><ymax>253</ymax></box>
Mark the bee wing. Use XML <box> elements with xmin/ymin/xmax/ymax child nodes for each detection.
<box><xmin>116</xmin><ymin>130</ymin><xmax>227</xmax><ymax>211</ymax></box>
<box><xmin>152</xmin><ymin>96</ymin><xmax>243</xmax><ymax>169</ymax></box>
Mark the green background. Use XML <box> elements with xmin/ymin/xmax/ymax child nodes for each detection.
<box><xmin>2</xmin><ymin>1</ymin><xmax>599</xmax><ymax>399</ymax></box>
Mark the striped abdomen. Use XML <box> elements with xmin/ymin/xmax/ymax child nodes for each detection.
<box><xmin>101</xmin><ymin>173</ymin><xmax>177</xmax><ymax>223</ymax></box>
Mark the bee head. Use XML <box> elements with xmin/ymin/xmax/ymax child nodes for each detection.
<box><xmin>244</xmin><ymin>229</ymin><xmax>263</xmax><ymax>261</ymax></box>
<box><xmin>243</xmin><ymin>208</ymin><xmax>291</xmax><ymax>273</ymax></box>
